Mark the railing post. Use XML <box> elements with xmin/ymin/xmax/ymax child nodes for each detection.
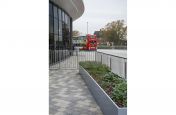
<box><xmin>57</xmin><ymin>50</ymin><xmax>59</xmax><ymax>69</ymax></box>
<box><xmin>95</xmin><ymin>51</ymin><xmax>96</xmax><ymax>62</ymax></box>
<box><xmin>110</xmin><ymin>57</ymin><xmax>112</xmax><ymax>70</ymax></box>
<box><xmin>101</xmin><ymin>54</ymin><xmax>102</xmax><ymax>64</ymax></box>
<box><xmin>77</xmin><ymin>48</ymin><xmax>79</xmax><ymax>69</ymax></box>
<box><xmin>49</xmin><ymin>50</ymin><xmax>50</xmax><ymax>66</ymax></box>
<box><xmin>52</xmin><ymin>51</ymin><xmax>54</xmax><ymax>65</ymax></box>
<box><xmin>125</xmin><ymin>61</ymin><xmax>127</xmax><ymax>79</ymax></box>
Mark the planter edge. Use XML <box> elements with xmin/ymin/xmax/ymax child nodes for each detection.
<box><xmin>79</xmin><ymin>65</ymin><xmax>127</xmax><ymax>115</ymax></box>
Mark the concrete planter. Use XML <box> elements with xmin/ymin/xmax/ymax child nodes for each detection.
<box><xmin>79</xmin><ymin>66</ymin><xmax>127</xmax><ymax>115</ymax></box>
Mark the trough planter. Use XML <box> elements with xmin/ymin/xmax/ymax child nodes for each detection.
<box><xmin>79</xmin><ymin>66</ymin><xmax>127</xmax><ymax>115</ymax></box>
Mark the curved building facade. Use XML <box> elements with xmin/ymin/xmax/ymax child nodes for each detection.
<box><xmin>49</xmin><ymin>0</ymin><xmax>84</xmax><ymax>65</ymax></box>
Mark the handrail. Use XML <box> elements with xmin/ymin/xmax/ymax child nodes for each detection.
<box><xmin>96</xmin><ymin>51</ymin><xmax>127</xmax><ymax>59</ymax></box>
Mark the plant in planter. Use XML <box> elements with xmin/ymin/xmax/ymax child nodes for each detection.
<box><xmin>112</xmin><ymin>81</ymin><xmax>127</xmax><ymax>107</ymax></box>
<box><xmin>100</xmin><ymin>72</ymin><xmax>118</xmax><ymax>96</ymax></box>
<box><xmin>100</xmin><ymin>72</ymin><xmax>127</xmax><ymax>107</ymax></box>
<box><xmin>80</xmin><ymin>61</ymin><xmax>110</xmax><ymax>83</ymax></box>
<box><xmin>79</xmin><ymin>61</ymin><xmax>127</xmax><ymax>108</ymax></box>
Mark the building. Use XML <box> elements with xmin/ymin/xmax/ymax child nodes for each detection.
<box><xmin>94</xmin><ymin>31</ymin><xmax>100</xmax><ymax>38</ymax></box>
<box><xmin>72</xmin><ymin>36</ymin><xmax>86</xmax><ymax>46</ymax></box>
<box><xmin>49</xmin><ymin>0</ymin><xmax>84</xmax><ymax>65</ymax></box>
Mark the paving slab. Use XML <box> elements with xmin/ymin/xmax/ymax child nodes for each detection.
<box><xmin>49</xmin><ymin>69</ymin><xmax>103</xmax><ymax>115</ymax></box>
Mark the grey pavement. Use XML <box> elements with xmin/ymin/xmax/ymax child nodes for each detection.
<box><xmin>49</xmin><ymin>69</ymin><xmax>103</xmax><ymax>115</ymax></box>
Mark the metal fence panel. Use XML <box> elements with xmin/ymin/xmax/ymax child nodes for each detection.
<box><xmin>96</xmin><ymin>51</ymin><xmax>127</xmax><ymax>79</ymax></box>
<box><xmin>49</xmin><ymin>50</ymin><xmax>127</xmax><ymax>78</ymax></box>
<box><xmin>49</xmin><ymin>50</ymin><xmax>96</xmax><ymax>70</ymax></box>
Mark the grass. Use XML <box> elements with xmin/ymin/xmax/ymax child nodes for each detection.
<box><xmin>80</xmin><ymin>61</ymin><xmax>127</xmax><ymax>107</ymax></box>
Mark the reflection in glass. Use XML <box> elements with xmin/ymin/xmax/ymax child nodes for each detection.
<box><xmin>49</xmin><ymin>16</ymin><xmax>54</xmax><ymax>33</ymax></box>
<box><xmin>49</xmin><ymin>2</ymin><xmax>72</xmax><ymax>51</ymax></box>
<box><xmin>49</xmin><ymin>3</ymin><xmax>53</xmax><ymax>17</ymax></box>
<box><xmin>53</xmin><ymin>6</ymin><xmax>58</xmax><ymax>19</ymax></box>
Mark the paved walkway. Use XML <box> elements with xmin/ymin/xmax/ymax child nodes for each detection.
<box><xmin>49</xmin><ymin>69</ymin><xmax>103</xmax><ymax>115</ymax></box>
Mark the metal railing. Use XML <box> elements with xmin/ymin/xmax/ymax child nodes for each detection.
<box><xmin>95</xmin><ymin>51</ymin><xmax>127</xmax><ymax>79</ymax></box>
<box><xmin>49</xmin><ymin>50</ymin><xmax>77</xmax><ymax>69</ymax></box>
<box><xmin>97</xmin><ymin>45</ymin><xmax>127</xmax><ymax>50</ymax></box>
<box><xmin>49</xmin><ymin>49</ymin><xmax>127</xmax><ymax>79</ymax></box>
<box><xmin>49</xmin><ymin>49</ymin><xmax>97</xmax><ymax>69</ymax></box>
<box><xmin>78</xmin><ymin>51</ymin><xmax>96</xmax><ymax>62</ymax></box>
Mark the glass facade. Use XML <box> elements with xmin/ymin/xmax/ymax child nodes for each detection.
<box><xmin>49</xmin><ymin>2</ymin><xmax>72</xmax><ymax>64</ymax></box>
<box><xmin>49</xmin><ymin>2</ymin><xmax>72</xmax><ymax>50</ymax></box>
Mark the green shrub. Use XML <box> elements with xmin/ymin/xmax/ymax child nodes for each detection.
<box><xmin>80</xmin><ymin>61</ymin><xmax>110</xmax><ymax>76</ymax></box>
<box><xmin>112</xmin><ymin>81</ymin><xmax>127</xmax><ymax>107</ymax></box>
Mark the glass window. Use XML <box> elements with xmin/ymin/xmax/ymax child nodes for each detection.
<box><xmin>62</xmin><ymin>11</ymin><xmax>65</xmax><ymax>22</ymax></box>
<box><xmin>54</xmin><ymin>35</ymin><xmax>58</xmax><ymax>42</ymax></box>
<box><xmin>49</xmin><ymin>16</ymin><xmax>54</xmax><ymax>33</ymax></box>
<box><xmin>53</xmin><ymin>6</ymin><xmax>58</xmax><ymax>19</ymax></box>
<box><xmin>56</xmin><ymin>40</ymin><xmax>59</xmax><ymax>50</ymax></box>
<box><xmin>54</xmin><ymin>19</ymin><xmax>58</xmax><ymax>34</ymax></box>
<box><xmin>58</xmin><ymin>8</ymin><xmax>61</xmax><ymax>21</ymax></box>
<box><xmin>67</xmin><ymin>19</ymin><xmax>70</xmax><ymax>32</ymax></box>
<box><xmin>90</xmin><ymin>35</ymin><xmax>95</xmax><ymax>38</ymax></box>
<box><xmin>65</xmin><ymin>14</ymin><xmax>67</xmax><ymax>24</ymax></box>
<box><xmin>59</xmin><ymin>21</ymin><xmax>62</xmax><ymax>36</ymax></box>
<box><xmin>60</xmin><ymin>10</ymin><xmax>62</xmax><ymax>21</ymax></box>
<box><xmin>49</xmin><ymin>34</ymin><xmax>54</xmax><ymax>50</ymax></box>
<box><xmin>54</xmin><ymin>35</ymin><xmax>58</xmax><ymax>50</ymax></box>
<box><xmin>67</xmin><ymin>16</ymin><xmax>70</xmax><ymax>26</ymax></box>
<box><xmin>58</xmin><ymin>41</ymin><xmax>63</xmax><ymax>49</ymax></box>
<box><xmin>59</xmin><ymin>36</ymin><xmax>62</xmax><ymax>42</ymax></box>
<box><xmin>49</xmin><ymin>3</ymin><xmax>53</xmax><ymax>17</ymax></box>
<box><xmin>49</xmin><ymin>2</ymin><xmax>72</xmax><ymax>50</ymax></box>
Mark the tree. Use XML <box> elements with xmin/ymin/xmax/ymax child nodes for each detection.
<box><xmin>72</xmin><ymin>30</ymin><xmax>80</xmax><ymax>37</ymax></box>
<box><xmin>100</xmin><ymin>20</ymin><xmax>127</xmax><ymax>46</ymax></box>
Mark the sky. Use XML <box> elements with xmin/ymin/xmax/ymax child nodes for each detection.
<box><xmin>73</xmin><ymin>0</ymin><xmax>127</xmax><ymax>35</ymax></box>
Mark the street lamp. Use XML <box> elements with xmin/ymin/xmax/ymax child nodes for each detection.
<box><xmin>87</xmin><ymin>22</ymin><xmax>88</xmax><ymax>35</ymax></box>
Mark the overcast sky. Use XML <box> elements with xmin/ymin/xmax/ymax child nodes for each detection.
<box><xmin>73</xmin><ymin>0</ymin><xmax>127</xmax><ymax>35</ymax></box>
